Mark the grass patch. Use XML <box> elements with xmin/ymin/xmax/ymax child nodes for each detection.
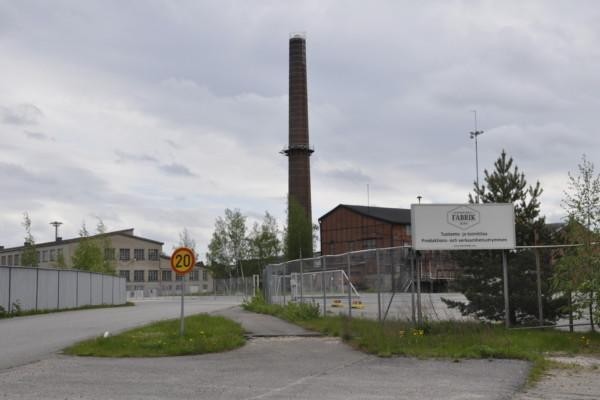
<box><xmin>64</xmin><ymin>314</ymin><xmax>245</xmax><ymax>357</ymax></box>
<box><xmin>0</xmin><ymin>301</ymin><xmax>134</xmax><ymax>319</ymax></box>
<box><xmin>243</xmin><ymin>296</ymin><xmax>600</xmax><ymax>384</ymax></box>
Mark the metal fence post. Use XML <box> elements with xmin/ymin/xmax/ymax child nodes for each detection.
<box><xmin>76</xmin><ymin>271</ymin><xmax>79</xmax><ymax>307</ymax></box>
<box><xmin>534</xmin><ymin>231</ymin><xmax>543</xmax><ymax>325</ymax></box>
<box><xmin>502</xmin><ymin>250</ymin><xmax>510</xmax><ymax>328</ymax></box>
<box><xmin>35</xmin><ymin>268</ymin><xmax>39</xmax><ymax>311</ymax></box>
<box><xmin>57</xmin><ymin>269</ymin><xmax>61</xmax><ymax>309</ymax></box>
<box><xmin>283</xmin><ymin>264</ymin><xmax>287</xmax><ymax>306</ymax></box>
<box><xmin>376</xmin><ymin>249</ymin><xmax>382</xmax><ymax>323</ymax></box>
<box><xmin>410</xmin><ymin>249</ymin><xmax>416</xmax><ymax>325</ymax></box>
<box><xmin>417</xmin><ymin>252</ymin><xmax>422</xmax><ymax>326</ymax></box>
<box><xmin>8</xmin><ymin>267</ymin><xmax>12</xmax><ymax>313</ymax></box>
<box><xmin>322</xmin><ymin>256</ymin><xmax>326</xmax><ymax>316</ymax></box>
<box><xmin>347</xmin><ymin>251</ymin><xmax>352</xmax><ymax>318</ymax></box>
<box><xmin>299</xmin><ymin>250</ymin><xmax>304</xmax><ymax>304</ymax></box>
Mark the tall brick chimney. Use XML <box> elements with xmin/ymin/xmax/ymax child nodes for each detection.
<box><xmin>283</xmin><ymin>33</ymin><xmax>313</xmax><ymax>223</ymax></box>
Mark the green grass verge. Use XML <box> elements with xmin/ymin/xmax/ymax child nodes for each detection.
<box><xmin>0</xmin><ymin>302</ymin><xmax>135</xmax><ymax>319</ymax></box>
<box><xmin>64</xmin><ymin>314</ymin><xmax>245</xmax><ymax>357</ymax></box>
<box><xmin>243</xmin><ymin>296</ymin><xmax>600</xmax><ymax>384</ymax></box>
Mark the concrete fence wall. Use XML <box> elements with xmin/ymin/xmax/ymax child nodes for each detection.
<box><xmin>0</xmin><ymin>266</ymin><xmax>126</xmax><ymax>313</ymax></box>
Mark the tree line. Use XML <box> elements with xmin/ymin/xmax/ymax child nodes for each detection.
<box><xmin>445</xmin><ymin>151</ymin><xmax>600</xmax><ymax>329</ymax></box>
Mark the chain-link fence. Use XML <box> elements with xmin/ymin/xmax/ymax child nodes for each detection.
<box><xmin>214</xmin><ymin>276</ymin><xmax>258</xmax><ymax>297</ymax></box>
<box><xmin>264</xmin><ymin>246</ymin><xmax>455</xmax><ymax>322</ymax></box>
<box><xmin>263</xmin><ymin>244</ymin><xmax>598</xmax><ymax>329</ymax></box>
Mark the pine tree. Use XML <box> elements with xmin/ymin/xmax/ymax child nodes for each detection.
<box><xmin>445</xmin><ymin>150</ymin><xmax>566</xmax><ymax>325</ymax></box>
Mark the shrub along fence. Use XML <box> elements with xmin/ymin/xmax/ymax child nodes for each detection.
<box><xmin>0</xmin><ymin>265</ymin><xmax>126</xmax><ymax>313</ymax></box>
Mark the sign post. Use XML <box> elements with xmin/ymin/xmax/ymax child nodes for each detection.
<box><xmin>170</xmin><ymin>247</ymin><xmax>196</xmax><ymax>336</ymax></box>
<box><xmin>411</xmin><ymin>204</ymin><xmax>516</xmax><ymax>328</ymax></box>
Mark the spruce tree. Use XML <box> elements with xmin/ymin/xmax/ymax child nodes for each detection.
<box><xmin>445</xmin><ymin>150</ymin><xmax>565</xmax><ymax>325</ymax></box>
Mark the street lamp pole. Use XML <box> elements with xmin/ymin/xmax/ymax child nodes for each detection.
<box><xmin>470</xmin><ymin>110</ymin><xmax>484</xmax><ymax>203</ymax></box>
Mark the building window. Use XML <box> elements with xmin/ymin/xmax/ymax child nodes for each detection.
<box><xmin>49</xmin><ymin>249</ymin><xmax>56</xmax><ymax>262</ymax></box>
<box><xmin>42</xmin><ymin>250</ymin><xmax>48</xmax><ymax>262</ymax></box>
<box><xmin>405</xmin><ymin>225</ymin><xmax>411</xmax><ymax>235</ymax></box>
<box><xmin>176</xmin><ymin>274</ymin><xmax>183</xmax><ymax>281</ymax></box>
<box><xmin>14</xmin><ymin>254</ymin><xmax>20</xmax><ymax>266</ymax></box>
<box><xmin>105</xmin><ymin>248</ymin><xmax>115</xmax><ymax>260</ymax></box>
<box><xmin>190</xmin><ymin>270</ymin><xmax>199</xmax><ymax>281</ymax></box>
<box><xmin>133</xmin><ymin>270</ymin><xmax>145</xmax><ymax>282</ymax></box>
<box><xmin>120</xmin><ymin>248</ymin><xmax>130</xmax><ymax>261</ymax></box>
<box><xmin>161</xmin><ymin>270</ymin><xmax>172</xmax><ymax>282</ymax></box>
<box><xmin>363</xmin><ymin>239</ymin><xmax>376</xmax><ymax>249</ymax></box>
<box><xmin>57</xmin><ymin>248</ymin><xmax>63</xmax><ymax>258</ymax></box>
<box><xmin>8</xmin><ymin>255</ymin><xmax>13</xmax><ymax>266</ymax></box>
<box><xmin>148</xmin><ymin>249</ymin><xmax>159</xmax><ymax>261</ymax></box>
<box><xmin>202</xmin><ymin>270</ymin><xmax>208</xmax><ymax>281</ymax></box>
<box><xmin>36</xmin><ymin>251</ymin><xmax>40</xmax><ymax>263</ymax></box>
<box><xmin>1</xmin><ymin>255</ymin><xmax>5</xmax><ymax>265</ymax></box>
<box><xmin>148</xmin><ymin>270</ymin><xmax>158</xmax><ymax>282</ymax></box>
<box><xmin>203</xmin><ymin>284</ymin><xmax>209</xmax><ymax>291</ymax></box>
<box><xmin>120</xmin><ymin>270</ymin><xmax>130</xmax><ymax>282</ymax></box>
<box><xmin>134</xmin><ymin>248</ymin><xmax>145</xmax><ymax>261</ymax></box>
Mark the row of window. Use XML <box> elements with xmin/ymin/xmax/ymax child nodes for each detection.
<box><xmin>1</xmin><ymin>246</ymin><xmax>160</xmax><ymax>266</ymax></box>
<box><xmin>105</xmin><ymin>248</ymin><xmax>159</xmax><ymax>261</ymax></box>
<box><xmin>119</xmin><ymin>269</ymin><xmax>209</xmax><ymax>283</ymax></box>
<box><xmin>1</xmin><ymin>248</ymin><xmax>65</xmax><ymax>266</ymax></box>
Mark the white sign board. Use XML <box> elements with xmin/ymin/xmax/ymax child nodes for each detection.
<box><xmin>411</xmin><ymin>204</ymin><xmax>516</xmax><ymax>251</ymax></box>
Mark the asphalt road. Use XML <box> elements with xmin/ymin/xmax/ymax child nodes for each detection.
<box><xmin>0</xmin><ymin>296</ymin><xmax>243</xmax><ymax>370</ymax></box>
<box><xmin>0</xmin><ymin>297</ymin><xmax>535</xmax><ymax>399</ymax></box>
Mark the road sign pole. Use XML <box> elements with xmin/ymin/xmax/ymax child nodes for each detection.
<box><xmin>180</xmin><ymin>274</ymin><xmax>185</xmax><ymax>336</ymax></box>
<box><xmin>170</xmin><ymin>247</ymin><xmax>196</xmax><ymax>337</ymax></box>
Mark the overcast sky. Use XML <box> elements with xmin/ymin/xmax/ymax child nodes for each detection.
<box><xmin>1</xmin><ymin>1</ymin><xmax>599</xmax><ymax>257</ymax></box>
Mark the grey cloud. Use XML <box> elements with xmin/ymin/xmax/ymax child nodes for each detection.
<box><xmin>0</xmin><ymin>162</ymin><xmax>109</xmax><ymax>205</ymax></box>
<box><xmin>115</xmin><ymin>150</ymin><xmax>158</xmax><ymax>164</ymax></box>
<box><xmin>23</xmin><ymin>130</ymin><xmax>52</xmax><ymax>141</ymax></box>
<box><xmin>165</xmin><ymin>139</ymin><xmax>180</xmax><ymax>149</ymax></box>
<box><xmin>322</xmin><ymin>167</ymin><xmax>372</xmax><ymax>184</ymax></box>
<box><xmin>159</xmin><ymin>163</ymin><xmax>194</xmax><ymax>177</ymax></box>
<box><xmin>1</xmin><ymin>104</ymin><xmax>43</xmax><ymax>125</ymax></box>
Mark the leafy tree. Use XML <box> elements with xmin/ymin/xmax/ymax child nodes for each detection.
<box><xmin>54</xmin><ymin>252</ymin><xmax>67</xmax><ymax>269</ymax></box>
<box><xmin>177</xmin><ymin>227</ymin><xmax>197</xmax><ymax>255</ymax></box>
<box><xmin>21</xmin><ymin>212</ymin><xmax>38</xmax><ymax>267</ymax></box>
<box><xmin>248</xmin><ymin>211</ymin><xmax>281</xmax><ymax>272</ymax></box>
<box><xmin>207</xmin><ymin>209</ymin><xmax>249</xmax><ymax>279</ymax></box>
<box><xmin>445</xmin><ymin>150</ymin><xmax>565</xmax><ymax>325</ymax></box>
<box><xmin>285</xmin><ymin>197</ymin><xmax>313</xmax><ymax>260</ymax></box>
<box><xmin>96</xmin><ymin>219</ymin><xmax>116</xmax><ymax>273</ymax></box>
<box><xmin>554</xmin><ymin>155</ymin><xmax>600</xmax><ymax>329</ymax></box>
<box><xmin>72</xmin><ymin>220</ymin><xmax>115</xmax><ymax>274</ymax></box>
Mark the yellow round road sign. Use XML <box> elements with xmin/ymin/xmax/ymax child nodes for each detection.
<box><xmin>170</xmin><ymin>247</ymin><xmax>196</xmax><ymax>275</ymax></box>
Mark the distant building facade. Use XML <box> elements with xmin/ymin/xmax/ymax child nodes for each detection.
<box><xmin>0</xmin><ymin>228</ymin><xmax>213</xmax><ymax>297</ymax></box>
<box><xmin>319</xmin><ymin>204</ymin><xmax>412</xmax><ymax>255</ymax></box>
<box><xmin>319</xmin><ymin>204</ymin><xmax>457</xmax><ymax>291</ymax></box>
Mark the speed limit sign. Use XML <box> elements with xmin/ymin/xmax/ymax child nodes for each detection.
<box><xmin>170</xmin><ymin>247</ymin><xmax>196</xmax><ymax>275</ymax></box>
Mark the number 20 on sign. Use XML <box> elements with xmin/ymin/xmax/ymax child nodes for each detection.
<box><xmin>171</xmin><ymin>247</ymin><xmax>196</xmax><ymax>275</ymax></box>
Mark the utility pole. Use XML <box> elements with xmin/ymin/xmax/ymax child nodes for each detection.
<box><xmin>470</xmin><ymin>110</ymin><xmax>484</xmax><ymax>203</ymax></box>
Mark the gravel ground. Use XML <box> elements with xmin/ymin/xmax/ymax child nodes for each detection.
<box><xmin>514</xmin><ymin>356</ymin><xmax>600</xmax><ymax>400</ymax></box>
